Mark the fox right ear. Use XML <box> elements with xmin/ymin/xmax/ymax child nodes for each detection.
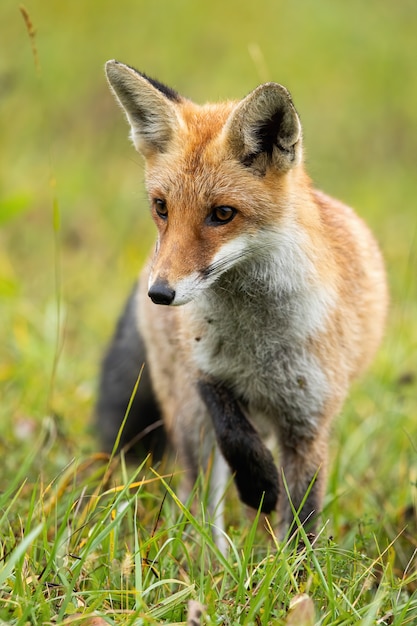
<box><xmin>105</xmin><ymin>60</ymin><xmax>181</xmax><ymax>156</ymax></box>
<box><xmin>224</xmin><ymin>82</ymin><xmax>302</xmax><ymax>174</ymax></box>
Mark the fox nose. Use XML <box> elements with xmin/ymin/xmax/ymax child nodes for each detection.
<box><xmin>148</xmin><ymin>280</ymin><xmax>176</xmax><ymax>305</ymax></box>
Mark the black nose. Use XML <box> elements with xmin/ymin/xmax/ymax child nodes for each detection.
<box><xmin>148</xmin><ymin>280</ymin><xmax>176</xmax><ymax>305</ymax></box>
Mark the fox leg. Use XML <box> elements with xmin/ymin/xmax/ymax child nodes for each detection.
<box><xmin>198</xmin><ymin>379</ymin><xmax>327</xmax><ymax>538</ymax></box>
<box><xmin>95</xmin><ymin>283</ymin><xmax>166</xmax><ymax>461</ymax></box>
<box><xmin>198</xmin><ymin>379</ymin><xmax>279</xmax><ymax>514</ymax></box>
<box><xmin>177</xmin><ymin>440</ymin><xmax>229</xmax><ymax>555</ymax></box>
<box><xmin>168</xmin><ymin>396</ymin><xmax>230</xmax><ymax>554</ymax></box>
<box><xmin>277</xmin><ymin>430</ymin><xmax>328</xmax><ymax>537</ymax></box>
<box><xmin>208</xmin><ymin>448</ymin><xmax>229</xmax><ymax>555</ymax></box>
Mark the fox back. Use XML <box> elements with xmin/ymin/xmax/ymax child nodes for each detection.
<box><xmin>97</xmin><ymin>61</ymin><xmax>388</xmax><ymax>548</ymax></box>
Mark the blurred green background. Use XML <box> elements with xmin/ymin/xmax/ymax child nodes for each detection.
<box><xmin>0</xmin><ymin>0</ymin><xmax>416</xmax><ymax>498</ymax></box>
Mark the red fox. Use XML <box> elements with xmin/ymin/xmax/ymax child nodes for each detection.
<box><xmin>97</xmin><ymin>60</ymin><xmax>388</xmax><ymax>549</ymax></box>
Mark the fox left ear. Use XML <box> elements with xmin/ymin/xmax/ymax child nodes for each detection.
<box><xmin>105</xmin><ymin>60</ymin><xmax>181</xmax><ymax>157</ymax></box>
<box><xmin>224</xmin><ymin>82</ymin><xmax>302</xmax><ymax>174</ymax></box>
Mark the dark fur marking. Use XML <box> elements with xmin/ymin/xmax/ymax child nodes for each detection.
<box><xmin>95</xmin><ymin>283</ymin><xmax>166</xmax><ymax>461</ymax></box>
<box><xmin>282</xmin><ymin>470</ymin><xmax>321</xmax><ymax>539</ymax></box>
<box><xmin>294</xmin><ymin>473</ymin><xmax>320</xmax><ymax>529</ymax></box>
<box><xmin>241</xmin><ymin>108</ymin><xmax>296</xmax><ymax>170</ymax></box>
<box><xmin>241</xmin><ymin>152</ymin><xmax>263</xmax><ymax>169</ymax></box>
<box><xmin>255</xmin><ymin>108</ymin><xmax>286</xmax><ymax>156</ymax></box>
<box><xmin>197</xmin><ymin>379</ymin><xmax>279</xmax><ymax>513</ymax></box>
<box><xmin>139</xmin><ymin>72</ymin><xmax>181</xmax><ymax>103</ymax></box>
<box><xmin>141</xmin><ymin>74</ymin><xmax>181</xmax><ymax>103</ymax></box>
<box><xmin>117</xmin><ymin>61</ymin><xmax>181</xmax><ymax>103</ymax></box>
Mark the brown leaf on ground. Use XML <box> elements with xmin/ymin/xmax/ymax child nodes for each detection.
<box><xmin>63</xmin><ymin>615</ymin><xmax>108</xmax><ymax>626</ymax></box>
<box><xmin>188</xmin><ymin>600</ymin><xmax>206</xmax><ymax>626</ymax></box>
<box><xmin>285</xmin><ymin>594</ymin><xmax>315</xmax><ymax>626</ymax></box>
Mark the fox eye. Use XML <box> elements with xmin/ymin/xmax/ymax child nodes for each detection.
<box><xmin>208</xmin><ymin>206</ymin><xmax>237</xmax><ymax>225</ymax></box>
<box><xmin>154</xmin><ymin>198</ymin><xmax>168</xmax><ymax>220</ymax></box>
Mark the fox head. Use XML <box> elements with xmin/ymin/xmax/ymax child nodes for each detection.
<box><xmin>106</xmin><ymin>60</ymin><xmax>304</xmax><ymax>306</ymax></box>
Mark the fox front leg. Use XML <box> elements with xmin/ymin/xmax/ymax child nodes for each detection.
<box><xmin>277</xmin><ymin>429</ymin><xmax>328</xmax><ymax>537</ymax></box>
<box><xmin>197</xmin><ymin>379</ymin><xmax>279</xmax><ymax>514</ymax></box>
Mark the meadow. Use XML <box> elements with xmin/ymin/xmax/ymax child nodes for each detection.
<box><xmin>0</xmin><ymin>0</ymin><xmax>416</xmax><ymax>623</ymax></box>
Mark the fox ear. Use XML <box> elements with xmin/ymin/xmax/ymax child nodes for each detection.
<box><xmin>105</xmin><ymin>60</ymin><xmax>181</xmax><ymax>156</ymax></box>
<box><xmin>224</xmin><ymin>82</ymin><xmax>302</xmax><ymax>174</ymax></box>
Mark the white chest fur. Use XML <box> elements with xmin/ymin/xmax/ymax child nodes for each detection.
<box><xmin>188</xmin><ymin>233</ymin><xmax>334</xmax><ymax>436</ymax></box>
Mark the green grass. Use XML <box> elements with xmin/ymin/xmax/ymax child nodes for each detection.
<box><xmin>2</xmin><ymin>450</ymin><xmax>417</xmax><ymax>624</ymax></box>
<box><xmin>1</xmin><ymin>0</ymin><xmax>417</xmax><ymax>623</ymax></box>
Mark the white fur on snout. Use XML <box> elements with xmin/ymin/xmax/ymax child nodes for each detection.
<box><xmin>171</xmin><ymin>272</ymin><xmax>201</xmax><ymax>305</ymax></box>
<box><xmin>174</xmin><ymin>236</ymin><xmax>253</xmax><ymax>304</ymax></box>
<box><xmin>150</xmin><ymin>235</ymin><xmax>252</xmax><ymax>306</ymax></box>
<box><xmin>147</xmin><ymin>271</ymin><xmax>154</xmax><ymax>292</ymax></box>
<box><xmin>207</xmin><ymin>234</ymin><xmax>253</xmax><ymax>276</ymax></box>
<box><xmin>147</xmin><ymin>271</ymin><xmax>203</xmax><ymax>306</ymax></box>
